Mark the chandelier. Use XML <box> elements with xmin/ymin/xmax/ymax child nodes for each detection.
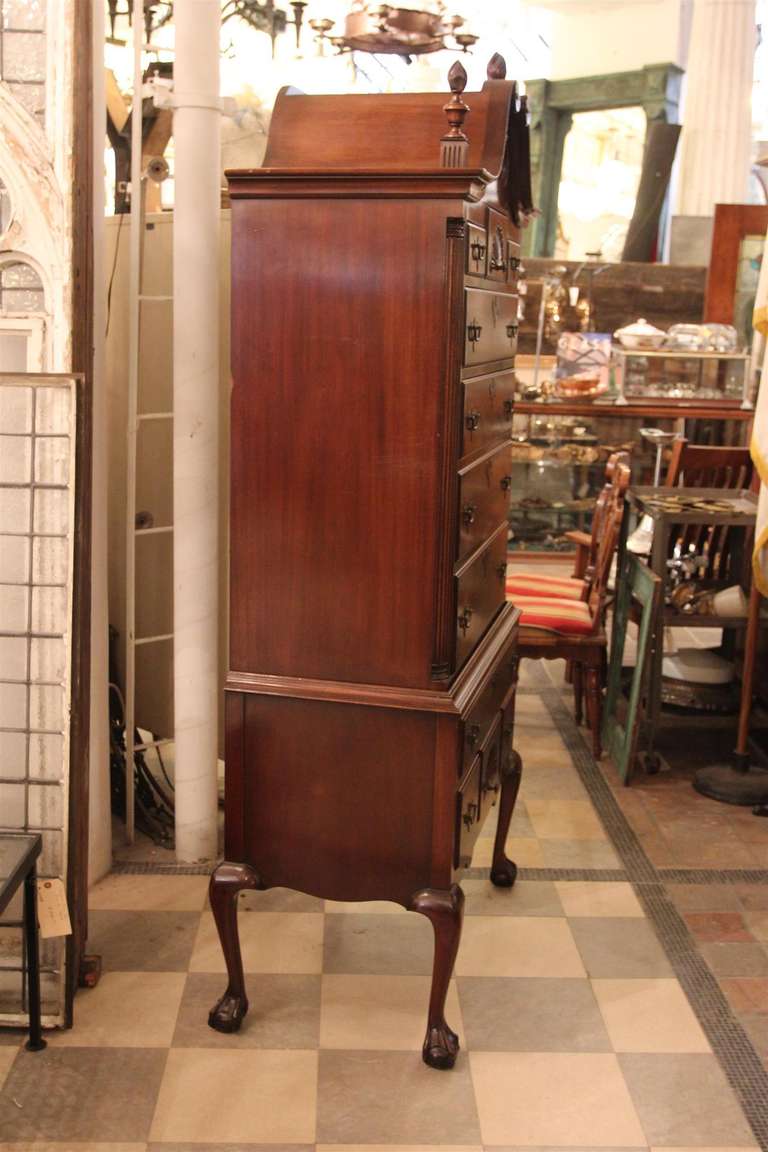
<box><xmin>106</xmin><ymin>0</ymin><xmax>308</xmax><ymax>54</ymax></box>
<box><xmin>106</xmin><ymin>0</ymin><xmax>474</xmax><ymax>58</ymax></box>
<box><xmin>310</xmin><ymin>3</ymin><xmax>477</xmax><ymax>57</ymax></box>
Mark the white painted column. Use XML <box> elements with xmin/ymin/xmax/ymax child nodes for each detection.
<box><xmin>173</xmin><ymin>0</ymin><xmax>221</xmax><ymax>862</ymax></box>
<box><xmin>89</xmin><ymin>0</ymin><xmax>112</xmax><ymax>882</ymax></box>
<box><xmin>675</xmin><ymin>0</ymin><xmax>756</xmax><ymax>216</ymax></box>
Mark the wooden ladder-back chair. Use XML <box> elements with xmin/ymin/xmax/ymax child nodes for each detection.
<box><xmin>506</xmin><ymin>450</ymin><xmax>631</xmax><ymax>602</ymax></box>
<box><xmin>665</xmin><ymin>439</ymin><xmax>753</xmax><ymax>490</ymax></box>
<box><xmin>508</xmin><ymin>461</ymin><xmax>630</xmax><ymax>757</ymax></box>
<box><xmin>664</xmin><ymin>439</ymin><xmax>754</xmax><ymax>585</ymax></box>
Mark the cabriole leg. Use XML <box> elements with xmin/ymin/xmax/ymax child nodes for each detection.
<box><xmin>409</xmin><ymin>884</ymin><xmax>464</xmax><ymax>1070</ymax></box>
<box><xmin>491</xmin><ymin>747</ymin><xmax>522</xmax><ymax>888</ymax></box>
<box><xmin>208</xmin><ymin>861</ymin><xmax>263</xmax><ymax>1034</ymax></box>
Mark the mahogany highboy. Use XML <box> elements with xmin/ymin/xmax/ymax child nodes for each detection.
<box><xmin>209</xmin><ymin>62</ymin><xmax>528</xmax><ymax>1069</ymax></box>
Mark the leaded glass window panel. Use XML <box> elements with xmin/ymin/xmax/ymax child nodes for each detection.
<box><xmin>0</xmin><ymin>1</ymin><xmax>46</xmax><ymax>125</ymax></box>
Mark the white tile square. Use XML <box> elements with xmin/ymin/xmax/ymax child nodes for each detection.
<box><xmin>51</xmin><ymin>971</ymin><xmax>187</xmax><ymax>1047</ymax></box>
<box><xmin>33</xmin><ymin>488</ymin><xmax>69</xmax><ymax>535</ymax></box>
<box><xmin>470</xmin><ymin>1051</ymin><xmax>646</xmax><ymax>1146</ymax></box>
<box><xmin>32</xmin><ymin>535</ymin><xmax>68</xmax><ymax>584</ymax></box>
<box><xmin>0</xmin><ymin>386</ymin><xmax>33</xmax><ymax>433</ymax></box>
<box><xmin>31</xmin><ymin>585</ymin><xmax>67</xmax><ymax>634</ymax></box>
<box><xmin>0</xmin><ymin>487</ymin><xmax>31</xmax><ymax>533</ymax></box>
<box><xmin>0</xmin><ymin>583</ymin><xmax>28</xmax><ymax>631</ymax></box>
<box><xmin>0</xmin><ymin>534</ymin><xmax>30</xmax><ymax>582</ymax></box>
<box><xmin>593</xmin><ymin>978</ymin><xmax>711</xmax><ymax>1053</ymax></box>
<box><xmin>33</xmin><ymin>436</ymin><xmax>70</xmax><ymax>485</ymax></box>
<box><xmin>556</xmin><ymin>882</ymin><xmax>646</xmax><ymax>919</ymax></box>
<box><xmin>28</xmin><ymin>782</ymin><xmax>62</xmax><ymax>829</ymax></box>
<box><xmin>0</xmin><ymin>636</ymin><xmax>27</xmax><ymax>681</ymax></box>
<box><xmin>0</xmin><ymin>435</ymin><xmax>31</xmax><ymax>483</ymax></box>
<box><xmin>0</xmin><ymin>783</ymin><xmax>26</xmax><ymax>828</ymax></box>
<box><xmin>35</xmin><ymin>386</ymin><xmax>71</xmax><ymax>434</ymax></box>
<box><xmin>456</xmin><ymin>916</ymin><xmax>585</xmax><ymax>978</ymax></box>
<box><xmin>0</xmin><ymin>730</ymin><xmax>26</xmax><ymax>778</ymax></box>
<box><xmin>30</xmin><ymin>636</ymin><xmax>66</xmax><ymax>683</ymax></box>
<box><xmin>149</xmin><ymin>1049</ymin><xmax>318</xmax><ymax>1144</ymax></box>
<box><xmin>29</xmin><ymin>684</ymin><xmax>64</xmax><ymax>732</ymax></box>
<box><xmin>0</xmin><ymin>681</ymin><xmax>27</xmax><ymax>728</ymax></box>
<box><xmin>28</xmin><ymin>732</ymin><xmax>64</xmax><ymax>780</ymax></box>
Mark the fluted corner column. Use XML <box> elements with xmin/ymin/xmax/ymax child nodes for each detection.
<box><xmin>173</xmin><ymin>0</ymin><xmax>221</xmax><ymax>862</ymax></box>
<box><xmin>675</xmin><ymin>0</ymin><xmax>756</xmax><ymax>217</ymax></box>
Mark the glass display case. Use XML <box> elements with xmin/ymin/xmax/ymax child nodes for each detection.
<box><xmin>507</xmin><ymin>400</ymin><xmax>752</xmax><ymax>553</ymax></box>
<box><xmin>612</xmin><ymin>349</ymin><xmax>750</xmax><ymax>406</ymax></box>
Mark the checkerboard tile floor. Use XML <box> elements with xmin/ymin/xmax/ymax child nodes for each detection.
<box><xmin>0</xmin><ymin>690</ymin><xmax>762</xmax><ymax>1149</ymax></box>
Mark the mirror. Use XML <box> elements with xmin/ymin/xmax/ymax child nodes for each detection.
<box><xmin>555</xmin><ymin>107</ymin><xmax>646</xmax><ymax>262</ymax></box>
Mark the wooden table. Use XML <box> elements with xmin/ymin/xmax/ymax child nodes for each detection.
<box><xmin>0</xmin><ymin>834</ymin><xmax>46</xmax><ymax>1051</ymax></box>
<box><xmin>621</xmin><ymin>486</ymin><xmax>758</xmax><ymax>772</ymax></box>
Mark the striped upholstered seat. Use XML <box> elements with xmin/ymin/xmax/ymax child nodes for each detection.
<box><xmin>511</xmin><ymin>594</ymin><xmax>593</xmax><ymax>636</ymax></box>
<box><xmin>503</xmin><ymin>452</ymin><xmax>631</xmax><ymax>759</ymax></box>
<box><xmin>506</xmin><ymin>572</ymin><xmax>584</xmax><ymax>602</ymax></box>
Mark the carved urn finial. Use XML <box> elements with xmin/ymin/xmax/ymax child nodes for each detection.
<box><xmin>441</xmin><ymin>61</ymin><xmax>470</xmax><ymax>168</ymax></box>
<box><xmin>487</xmin><ymin>53</ymin><xmax>507</xmax><ymax>79</ymax></box>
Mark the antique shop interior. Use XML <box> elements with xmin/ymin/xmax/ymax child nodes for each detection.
<box><xmin>3</xmin><ymin>0</ymin><xmax>768</xmax><ymax>1145</ymax></box>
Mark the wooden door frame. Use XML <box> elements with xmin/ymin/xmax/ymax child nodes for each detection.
<box><xmin>704</xmin><ymin>203</ymin><xmax>768</xmax><ymax>325</ymax></box>
<box><xmin>66</xmin><ymin>0</ymin><xmax>94</xmax><ymax>1025</ymax></box>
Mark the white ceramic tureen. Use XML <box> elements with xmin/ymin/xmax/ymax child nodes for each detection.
<box><xmin>613</xmin><ymin>318</ymin><xmax>666</xmax><ymax>350</ymax></box>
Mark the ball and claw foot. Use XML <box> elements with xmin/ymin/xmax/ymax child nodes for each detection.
<box><xmin>208</xmin><ymin>992</ymin><xmax>248</xmax><ymax>1034</ymax></box>
<box><xmin>490</xmin><ymin>857</ymin><xmax>518</xmax><ymax>888</ymax></box>
<box><xmin>423</xmin><ymin>1022</ymin><xmax>460</xmax><ymax>1070</ymax></box>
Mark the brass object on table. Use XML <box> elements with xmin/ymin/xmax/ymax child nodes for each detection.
<box><xmin>668</xmin><ymin>582</ymin><xmax>715</xmax><ymax>615</ymax></box>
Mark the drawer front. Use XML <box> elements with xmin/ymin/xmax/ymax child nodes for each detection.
<box><xmin>458</xmin><ymin>449</ymin><xmax>512</xmax><ymax>564</ymax></box>
<box><xmin>465</xmin><ymin>201</ymin><xmax>487</xmax><ymax>229</ymax></box>
<box><xmin>461</xmin><ymin>649</ymin><xmax>518</xmax><ymax>777</ymax></box>
<box><xmin>461</xmin><ymin>370</ymin><xmax>515</xmax><ymax>460</ymax></box>
<box><xmin>466</xmin><ymin>223</ymin><xmax>487</xmax><ymax>277</ymax></box>
<box><xmin>465</xmin><ymin>289</ymin><xmax>518</xmax><ymax>368</ymax></box>
<box><xmin>455</xmin><ymin>523</ymin><xmax>508</xmax><ymax>668</ymax></box>
<box><xmin>455</xmin><ymin>754</ymin><xmax>482</xmax><ymax>869</ymax></box>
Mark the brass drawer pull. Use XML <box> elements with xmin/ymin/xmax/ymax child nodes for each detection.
<box><xmin>458</xmin><ymin>606</ymin><xmax>473</xmax><ymax>633</ymax></box>
<box><xmin>465</xmin><ymin>410</ymin><xmax>481</xmax><ymax>431</ymax></box>
<box><xmin>489</xmin><ymin>255</ymin><xmax>507</xmax><ymax>272</ymax></box>
<box><xmin>462</xmin><ymin>504</ymin><xmax>477</xmax><ymax>527</ymax></box>
<box><xmin>468</xmin><ymin>723</ymin><xmax>481</xmax><ymax>747</ymax></box>
<box><xmin>467</xmin><ymin>321</ymin><xmax>482</xmax><ymax>347</ymax></box>
<box><xmin>470</xmin><ymin>240</ymin><xmax>486</xmax><ymax>263</ymax></box>
<box><xmin>506</xmin><ymin>323</ymin><xmax>518</xmax><ymax>340</ymax></box>
<box><xmin>509</xmin><ymin>255</ymin><xmax>520</xmax><ymax>274</ymax></box>
<box><xmin>503</xmin><ymin>398</ymin><xmax>514</xmax><ymax>419</ymax></box>
<box><xmin>500</xmin><ymin>475</ymin><xmax>512</xmax><ymax>492</ymax></box>
<box><xmin>462</xmin><ymin>801</ymin><xmax>479</xmax><ymax>829</ymax></box>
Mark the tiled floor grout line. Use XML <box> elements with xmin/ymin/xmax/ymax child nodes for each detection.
<box><xmin>657</xmin><ymin>867</ymin><xmax>768</xmax><ymax>884</ymax></box>
<box><xmin>528</xmin><ymin>661</ymin><xmax>768</xmax><ymax>1150</ymax></box>
<box><xmin>113</xmin><ymin>858</ymin><xmax>768</xmax><ymax>885</ymax></box>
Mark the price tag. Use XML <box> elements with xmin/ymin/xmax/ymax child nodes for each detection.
<box><xmin>36</xmin><ymin>878</ymin><xmax>72</xmax><ymax>939</ymax></box>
